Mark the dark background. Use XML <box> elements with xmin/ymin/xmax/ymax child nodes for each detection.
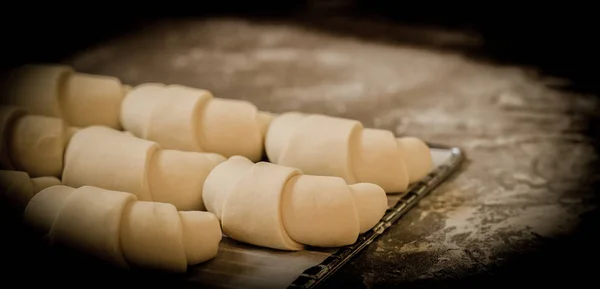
<box><xmin>1</xmin><ymin>1</ymin><xmax>599</xmax><ymax>93</ymax></box>
<box><xmin>1</xmin><ymin>1</ymin><xmax>598</xmax><ymax>288</ymax></box>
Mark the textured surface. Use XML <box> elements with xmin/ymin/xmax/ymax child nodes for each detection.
<box><xmin>61</xmin><ymin>18</ymin><xmax>600</xmax><ymax>288</ymax></box>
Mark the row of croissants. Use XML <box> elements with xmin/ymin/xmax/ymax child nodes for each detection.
<box><xmin>0</xmin><ymin>64</ymin><xmax>433</xmax><ymax>273</ymax></box>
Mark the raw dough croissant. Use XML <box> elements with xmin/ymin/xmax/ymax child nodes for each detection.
<box><xmin>120</xmin><ymin>83</ymin><xmax>273</xmax><ymax>162</ymax></box>
<box><xmin>23</xmin><ymin>185</ymin><xmax>222</xmax><ymax>272</ymax></box>
<box><xmin>0</xmin><ymin>106</ymin><xmax>77</xmax><ymax>177</ymax></box>
<box><xmin>265</xmin><ymin>112</ymin><xmax>433</xmax><ymax>193</ymax></box>
<box><xmin>0</xmin><ymin>64</ymin><xmax>127</xmax><ymax>129</ymax></box>
<box><xmin>0</xmin><ymin>170</ymin><xmax>61</xmax><ymax>213</ymax></box>
<box><xmin>203</xmin><ymin>156</ymin><xmax>388</xmax><ymax>250</ymax></box>
<box><xmin>62</xmin><ymin>126</ymin><xmax>225</xmax><ymax>211</ymax></box>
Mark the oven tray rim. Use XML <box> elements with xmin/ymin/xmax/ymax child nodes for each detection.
<box><xmin>287</xmin><ymin>143</ymin><xmax>465</xmax><ymax>289</ymax></box>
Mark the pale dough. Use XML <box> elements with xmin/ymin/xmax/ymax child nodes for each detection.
<box><xmin>0</xmin><ymin>105</ymin><xmax>76</xmax><ymax>177</ymax></box>
<box><xmin>9</xmin><ymin>115</ymin><xmax>72</xmax><ymax>177</ymax></box>
<box><xmin>265</xmin><ymin>112</ymin><xmax>433</xmax><ymax>193</ymax></box>
<box><xmin>120</xmin><ymin>83</ymin><xmax>271</xmax><ymax>162</ymax></box>
<box><xmin>62</xmin><ymin>126</ymin><xmax>225</xmax><ymax>211</ymax></box>
<box><xmin>0</xmin><ymin>64</ymin><xmax>126</xmax><ymax>129</ymax></box>
<box><xmin>397</xmin><ymin>137</ymin><xmax>433</xmax><ymax>183</ymax></box>
<box><xmin>203</xmin><ymin>156</ymin><xmax>387</xmax><ymax>250</ymax></box>
<box><xmin>23</xmin><ymin>185</ymin><xmax>222</xmax><ymax>272</ymax></box>
<box><xmin>0</xmin><ymin>106</ymin><xmax>26</xmax><ymax>170</ymax></box>
<box><xmin>0</xmin><ymin>170</ymin><xmax>61</xmax><ymax>213</ymax></box>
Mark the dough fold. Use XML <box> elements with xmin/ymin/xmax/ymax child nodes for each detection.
<box><xmin>265</xmin><ymin>112</ymin><xmax>433</xmax><ymax>193</ymax></box>
<box><xmin>0</xmin><ymin>170</ymin><xmax>61</xmax><ymax>214</ymax></box>
<box><xmin>0</xmin><ymin>64</ymin><xmax>126</xmax><ymax>129</ymax></box>
<box><xmin>62</xmin><ymin>126</ymin><xmax>225</xmax><ymax>210</ymax></box>
<box><xmin>0</xmin><ymin>106</ymin><xmax>25</xmax><ymax>170</ymax></box>
<box><xmin>23</xmin><ymin>185</ymin><xmax>222</xmax><ymax>272</ymax></box>
<box><xmin>120</xmin><ymin>83</ymin><xmax>271</xmax><ymax>162</ymax></box>
<box><xmin>0</xmin><ymin>105</ymin><xmax>75</xmax><ymax>177</ymax></box>
<box><xmin>203</xmin><ymin>156</ymin><xmax>388</xmax><ymax>250</ymax></box>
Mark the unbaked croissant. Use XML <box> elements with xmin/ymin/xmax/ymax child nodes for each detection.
<box><xmin>203</xmin><ymin>156</ymin><xmax>388</xmax><ymax>251</ymax></box>
<box><xmin>23</xmin><ymin>185</ymin><xmax>222</xmax><ymax>272</ymax></box>
<box><xmin>0</xmin><ymin>105</ymin><xmax>77</xmax><ymax>177</ymax></box>
<box><xmin>120</xmin><ymin>83</ymin><xmax>273</xmax><ymax>162</ymax></box>
<box><xmin>0</xmin><ymin>64</ymin><xmax>127</xmax><ymax>129</ymax></box>
<box><xmin>265</xmin><ymin>112</ymin><xmax>433</xmax><ymax>193</ymax></box>
<box><xmin>62</xmin><ymin>126</ymin><xmax>225</xmax><ymax>211</ymax></box>
<box><xmin>0</xmin><ymin>170</ymin><xmax>61</xmax><ymax>213</ymax></box>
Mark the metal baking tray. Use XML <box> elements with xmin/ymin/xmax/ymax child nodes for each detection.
<box><xmin>184</xmin><ymin>143</ymin><xmax>465</xmax><ymax>289</ymax></box>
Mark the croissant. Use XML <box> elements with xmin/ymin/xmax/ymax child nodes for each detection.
<box><xmin>0</xmin><ymin>170</ymin><xmax>61</xmax><ymax>214</ymax></box>
<box><xmin>120</xmin><ymin>83</ymin><xmax>273</xmax><ymax>162</ymax></box>
<box><xmin>265</xmin><ymin>112</ymin><xmax>433</xmax><ymax>193</ymax></box>
<box><xmin>0</xmin><ymin>64</ymin><xmax>127</xmax><ymax>129</ymax></box>
<box><xmin>23</xmin><ymin>185</ymin><xmax>222</xmax><ymax>272</ymax></box>
<box><xmin>62</xmin><ymin>126</ymin><xmax>225</xmax><ymax>211</ymax></box>
<box><xmin>203</xmin><ymin>156</ymin><xmax>388</xmax><ymax>250</ymax></box>
<box><xmin>0</xmin><ymin>105</ymin><xmax>77</xmax><ymax>177</ymax></box>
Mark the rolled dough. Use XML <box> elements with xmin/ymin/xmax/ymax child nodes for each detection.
<box><xmin>203</xmin><ymin>156</ymin><xmax>387</xmax><ymax>250</ymax></box>
<box><xmin>0</xmin><ymin>170</ymin><xmax>60</xmax><ymax>213</ymax></box>
<box><xmin>23</xmin><ymin>185</ymin><xmax>222</xmax><ymax>272</ymax></box>
<box><xmin>8</xmin><ymin>115</ymin><xmax>71</xmax><ymax>177</ymax></box>
<box><xmin>265</xmin><ymin>112</ymin><xmax>433</xmax><ymax>193</ymax></box>
<box><xmin>0</xmin><ymin>64</ymin><xmax>126</xmax><ymax>129</ymax></box>
<box><xmin>62</xmin><ymin>126</ymin><xmax>225</xmax><ymax>211</ymax></box>
<box><xmin>121</xmin><ymin>83</ymin><xmax>269</xmax><ymax>162</ymax></box>
<box><xmin>0</xmin><ymin>106</ymin><xmax>26</xmax><ymax>170</ymax></box>
<box><xmin>0</xmin><ymin>106</ymin><xmax>74</xmax><ymax>177</ymax></box>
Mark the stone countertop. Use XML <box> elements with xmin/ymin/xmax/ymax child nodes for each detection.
<box><xmin>15</xmin><ymin>17</ymin><xmax>600</xmax><ymax>288</ymax></box>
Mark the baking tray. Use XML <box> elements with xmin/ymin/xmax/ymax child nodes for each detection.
<box><xmin>183</xmin><ymin>143</ymin><xmax>465</xmax><ymax>289</ymax></box>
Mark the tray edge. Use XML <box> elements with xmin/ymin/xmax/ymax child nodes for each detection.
<box><xmin>287</xmin><ymin>144</ymin><xmax>465</xmax><ymax>289</ymax></box>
